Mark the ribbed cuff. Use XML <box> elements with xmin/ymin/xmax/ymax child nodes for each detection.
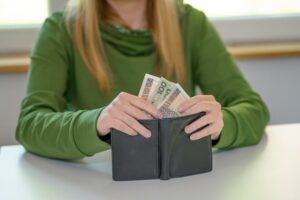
<box><xmin>213</xmin><ymin>108</ymin><xmax>237</xmax><ymax>149</ymax></box>
<box><xmin>73</xmin><ymin>108</ymin><xmax>111</xmax><ymax>156</ymax></box>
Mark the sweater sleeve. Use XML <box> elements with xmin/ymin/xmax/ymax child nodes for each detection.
<box><xmin>191</xmin><ymin>11</ymin><xmax>270</xmax><ymax>149</ymax></box>
<box><xmin>15</xmin><ymin>13</ymin><xmax>110</xmax><ymax>160</ymax></box>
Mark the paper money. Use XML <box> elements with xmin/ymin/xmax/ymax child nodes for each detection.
<box><xmin>138</xmin><ymin>74</ymin><xmax>160</xmax><ymax>101</ymax></box>
<box><xmin>149</xmin><ymin>77</ymin><xmax>176</xmax><ymax>107</ymax></box>
<box><xmin>139</xmin><ymin>74</ymin><xmax>190</xmax><ymax>118</ymax></box>
<box><xmin>158</xmin><ymin>84</ymin><xmax>190</xmax><ymax>118</ymax></box>
<box><xmin>175</xmin><ymin>83</ymin><xmax>190</xmax><ymax>99</ymax></box>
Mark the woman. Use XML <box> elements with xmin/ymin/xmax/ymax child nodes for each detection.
<box><xmin>16</xmin><ymin>0</ymin><xmax>269</xmax><ymax>160</ymax></box>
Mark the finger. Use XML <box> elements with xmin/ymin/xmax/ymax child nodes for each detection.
<box><xmin>181</xmin><ymin>101</ymin><xmax>217</xmax><ymax>116</ymax></box>
<box><xmin>129</xmin><ymin>95</ymin><xmax>162</xmax><ymax>118</ymax></box>
<box><xmin>185</xmin><ymin>114</ymin><xmax>214</xmax><ymax>134</ymax></box>
<box><xmin>178</xmin><ymin>95</ymin><xmax>215</xmax><ymax>113</ymax></box>
<box><xmin>113</xmin><ymin>111</ymin><xmax>152</xmax><ymax>138</ymax></box>
<box><xmin>122</xmin><ymin>103</ymin><xmax>153</xmax><ymax>120</ymax></box>
<box><xmin>117</xmin><ymin>92</ymin><xmax>161</xmax><ymax>118</ymax></box>
<box><xmin>190</xmin><ymin>123</ymin><xmax>218</xmax><ymax>141</ymax></box>
<box><xmin>110</xmin><ymin>119</ymin><xmax>137</xmax><ymax>136</ymax></box>
<box><xmin>211</xmin><ymin>132</ymin><xmax>220</xmax><ymax>140</ymax></box>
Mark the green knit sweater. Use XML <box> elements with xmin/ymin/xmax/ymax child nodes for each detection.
<box><xmin>16</xmin><ymin>5</ymin><xmax>269</xmax><ymax>160</ymax></box>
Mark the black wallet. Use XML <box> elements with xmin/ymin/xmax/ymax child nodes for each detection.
<box><xmin>111</xmin><ymin>112</ymin><xmax>212</xmax><ymax>181</ymax></box>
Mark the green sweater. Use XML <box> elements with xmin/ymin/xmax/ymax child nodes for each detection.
<box><xmin>16</xmin><ymin>5</ymin><xmax>269</xmax><ymax>160</ymax></box>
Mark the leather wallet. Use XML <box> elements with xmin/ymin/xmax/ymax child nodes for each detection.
<box><xmin>111</xmin><ymin>112</ymin><xmax>212</xmax><ymax>181</ymax></box>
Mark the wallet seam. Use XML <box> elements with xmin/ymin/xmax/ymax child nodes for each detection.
<box><xmin>111</xmin><ymin>130</ymin><xmax>117</xmax><ymax>180</ymax></box>
<box><xmin>165</xmin><ymin>129</ymin><xmax>182</xmax><ymax>179</ymax></box>
<box><xmin>155</xmin><ymin>120</ymin><xmax>160</xmax><ymax>178</ymax></box>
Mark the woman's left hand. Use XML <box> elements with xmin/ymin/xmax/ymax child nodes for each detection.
<box><xmin>178</xmin><ymin>95</ymin><xmax>224</xmax><ymax>141</ymax></box>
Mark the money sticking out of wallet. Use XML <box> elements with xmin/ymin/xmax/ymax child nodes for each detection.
<box><xmin>112</xmin><ymin>74</ymin><xmax>212</xmax><ymax>181</ymax></box>
<box><xmin>138</xmin><ymin>74</ymin><xmax>190</xmax><ymax>118</ymax></box>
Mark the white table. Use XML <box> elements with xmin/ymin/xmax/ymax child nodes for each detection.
<box><xmin>1</xmin><ymin>124</ymin><xmax>300</xmax><ymax>200</ymax></box>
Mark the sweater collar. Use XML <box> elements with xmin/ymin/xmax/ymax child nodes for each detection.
<box><xmin>100</xmin><ymin>22</ymin><xmax>155</xmax><ymax>56</ymax></box>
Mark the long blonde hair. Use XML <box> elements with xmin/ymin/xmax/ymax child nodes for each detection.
<box><xmin>65</xmin><ymin>0</ymin><xmax>186</xmax><ymax>92</ymax></box>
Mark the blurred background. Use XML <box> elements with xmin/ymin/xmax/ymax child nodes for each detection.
<box><xmin>0</xmin><ymin>0</ymin><xmax>300</xmax><ymax>145</ymax></box>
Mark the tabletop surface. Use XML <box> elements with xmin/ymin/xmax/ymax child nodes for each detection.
<box><xmin>1</xmin><ymin>124</ymin><xmax>300</xmax><ymax>200</ymax></box>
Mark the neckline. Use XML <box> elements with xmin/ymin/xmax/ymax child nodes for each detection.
<box><xmin>100</xmin><ymin>22</ymin><xmax>153</xmax><ymax>44</ymax></box>
<box><xmin>109</xmin><ymin>24</ymin><xmax>151</xmax><ymax>36</ymax></box>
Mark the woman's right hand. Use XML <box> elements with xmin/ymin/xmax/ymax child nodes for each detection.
<box><xmin>97</xmin><ymin>92</ymin><xmax>162</xmax><ymax>138</ymax></box>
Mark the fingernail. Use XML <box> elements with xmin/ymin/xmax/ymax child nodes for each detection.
<box><xmin>145</xmin><ymin>131</ymin><xmax>151</xmax><ymax>138</ymax></box>
<box><xmin>190</xmin><ymin>135</ymin><xmax>196</xmax><ymax>140</ymax></box>
<box><xmin>146</xmin><ymin>115</ymin><xmax>153</xmax><ymax>120</ymax></box>
<box><xmin>132</xmin><ymin>132</ymin><xmax>138</xmax><ymax>136</ymax></box>
<box><xmin>185</xmin><ymin>126</ymin><xmax>191</xmax><ymax>133</ymax></box>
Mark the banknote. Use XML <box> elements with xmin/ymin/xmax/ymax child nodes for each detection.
<box><xmin>149</xmin><ymin>77</ymin><xmax>177</xmax><ymax>107</ymax></box>
<box><xmin>139</xmin><ymin>74</ymin><xmax>190</xmax><ymax>118</ymax></box>
<box><xmin>138</xmin><ymin>74</ymin><xmax>160</xmax><ymax>101</ymax></box>
<box><xmin>158</xmin><ymin>84</ymin><xmax>190</xmax><ymax>118</ymax></box>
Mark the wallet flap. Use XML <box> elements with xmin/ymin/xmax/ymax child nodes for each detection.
<box><xmin>159</xmin><ymin>112</ymin><xmax>212</xmax><ymax>180</ymax></box>
<box><xmin>111</xmin><ymin>119</ymin><xmax>160</xmax><ymax>181</ymax></box>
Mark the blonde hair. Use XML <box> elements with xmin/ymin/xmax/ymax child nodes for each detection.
<box><xmin>65</xmin><ymin>0</ymin><xmax>186</xmax><ymax>92</ymax></box>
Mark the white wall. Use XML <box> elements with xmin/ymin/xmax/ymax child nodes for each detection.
<box><xmin>0</xmin><ymin>74</ymin><xmax>27</xmax><ymax>146</ymax></box>
<box><xmin>1</xmin><ymin>57</ymin><xmax>300</xmax><ymax>145</ymax></box>
<box><xmin>238</xmin><ymin>57</ymin><xmax>300</xmax><ymax>124</ymax></box>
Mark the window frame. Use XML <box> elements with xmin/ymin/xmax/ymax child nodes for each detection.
<box><xmin>0</xmin><ymin>0</ymin><xmax>67</xmax><ymax>54</ymax></box>
<box><xmin>213</xmin><ymin>14</ymin><xmax>300</xmax><ymax>44</ymax></box>
<box><xmin>0</xmin><ymin>0</ymin><xmax>300</xmax><ymax>54</ymax></box>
